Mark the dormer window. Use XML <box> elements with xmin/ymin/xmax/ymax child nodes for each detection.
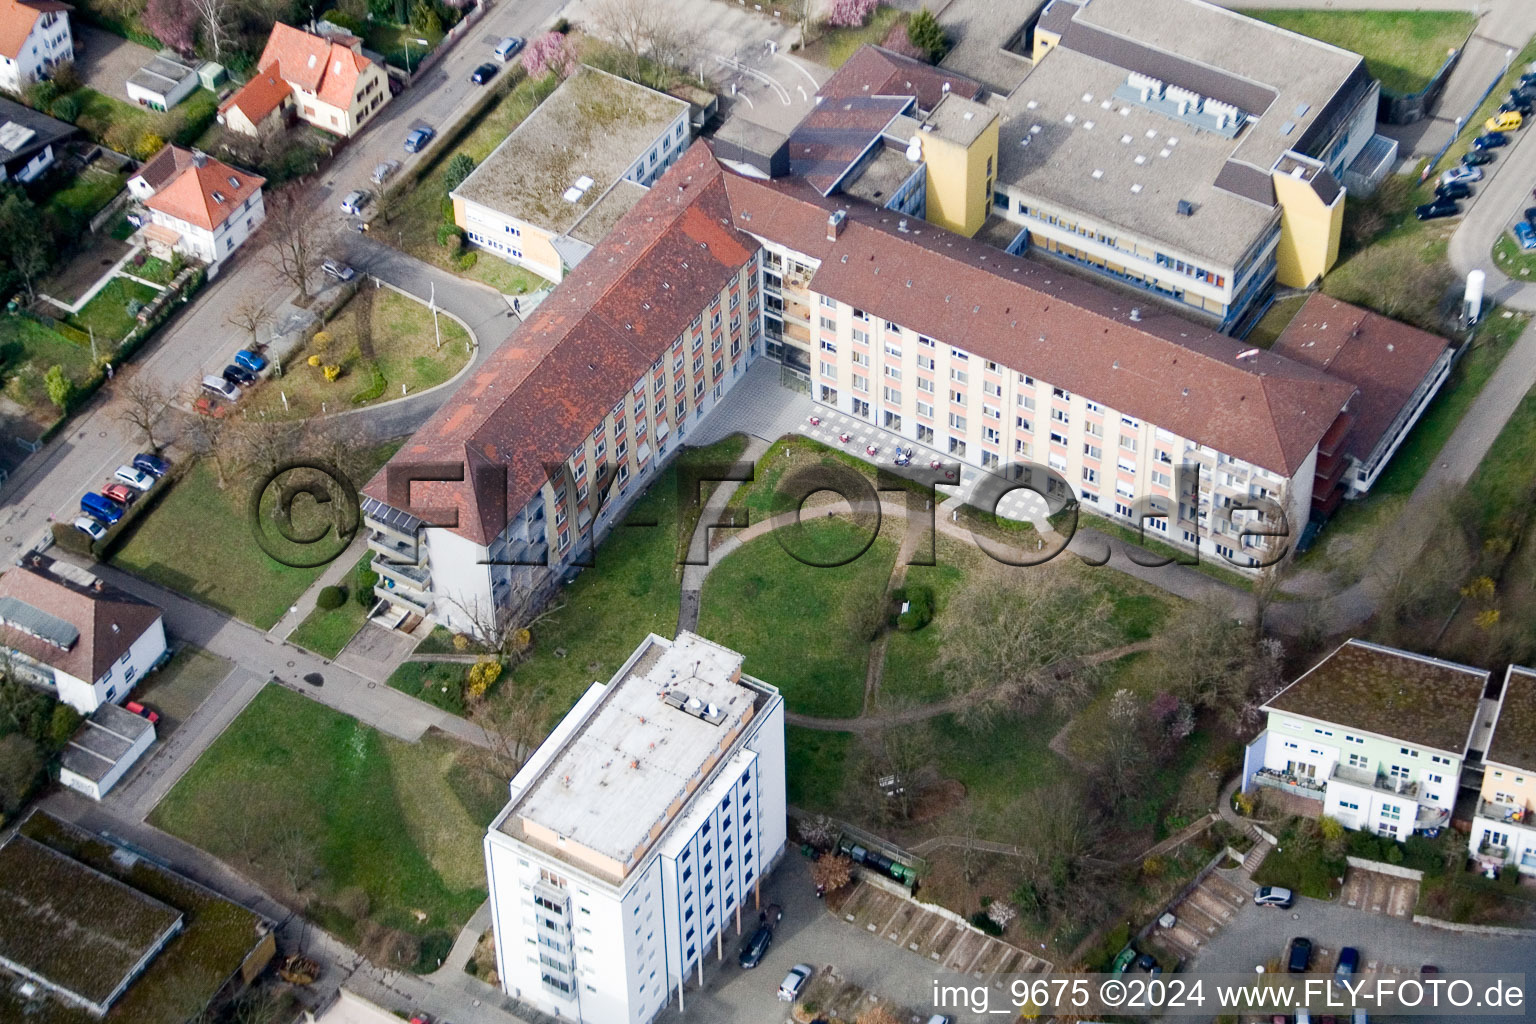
<box><xmin>212</xmin><ymin>191</ymin><xmax>226</xmax><ymax>203</ymax></box>
<box><xmin>307</xmin><ymin>54</ymin><xmax>317</xmax><ymax>68</ymax></box>
<box><xmin>227</xmin><ymin>176</ymin><xmax>240</xmax><ymax>188</ymax></box>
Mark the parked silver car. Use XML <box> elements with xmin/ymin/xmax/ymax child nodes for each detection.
<box><xmin>372</xmin><ymin>159</ymin><xmax>400</xmax><ymax>185</ymax></box>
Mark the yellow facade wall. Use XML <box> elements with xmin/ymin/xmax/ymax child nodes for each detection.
<box><xmin>1033</xmin><ymin>27</ymin><xmax>1061</xmax><ymax>62</ymax></box>
<box><xmin>1483</xmin><ymin>764</ymin><xmax>1536</xmax><ymax>815</ymax></box>
<box><xmin>1272</xmin><ymin>171</ymin><xmax>1343</xmax><ymax>288</ymax></box>
<box><xmin>923</xmin><ymin>117</ymin><xmax>999</xmax><ymax>239</ymax></box>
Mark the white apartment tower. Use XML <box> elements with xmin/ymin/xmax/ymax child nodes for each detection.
<box><xmin>484</xmin><ymin>632</ymin><xmax>787</xmax><ymax>1024</ymax></box>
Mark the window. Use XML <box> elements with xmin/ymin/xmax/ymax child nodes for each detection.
<box><xmin>821</xmin><ymin>386</ymin><xmax>838</xmax><ymax>405</ymax></box>
<box><xmin>917</xmin><ymin>354</ymin><xmax>935</xmax><ymax>370</ymax></box>
<box><xmin>820</xmin><ymin>339</ymin><xmax>837</xmax><ymax>353</ymax></box>
<box><xmin>883</xmin><ymin>386</ymin><xmax>901</xmax><ymax>404</ymax></box>
<box><xmin>818</xmin><ymin>316</ymin><xmax>836</xmax><ymax>331</ymax></box>
<box><xmin>950</xmin><ymin>389</ymin><xmax>965</xmax><ymax>404</ymax></box>
<box><xmin>1083</xmin><ymin>443</ymin><xmax>1101</xmax><ymax>460</ymax></box>
<box><xmin>917</xmin><ymin>377</ymin><xmax>934</xmax><ymax>393</ymax></box>
<box><xmin>916</xmin><ymin>400</ymin><xmax>933</xmax><ymax>418</ymax></box>
<box><xmin>1347</xmin><ymin>752</ymin><xmax>1368</xmax><ymax>770</ymax></box>
<box><xmin>885</xmin><ymin>364</ymin><xmax>901</xmax><ymax>380</ymax></box>
<box><xmin>948</xmin><ymin>412</ymin><xmax>966</xmax><ymax>431</ymax></box>
<box><xmin>851</xmin><ymin>351</ymin><xmax>870</xmax><ymax>367</ymax></box>
<box><xmin>917</xmin><ymin>425</ymin><xmax>934</xmax><ymax>443</ymax></box>
<box><xmin>1016</xmin><ymin>416</ymin><xmax>1032</xmax><ymax>432</ymax></box>
<box><xmin>820</xmin><ymin>360</ymin><xmax>836</xmax><ymax>378</ymax></box>
<box><xmin>950</xmin><ymin>368</ymin><xmax>969</xmax><ymax>384</ymax></box>
<box><xmin>1053</xmin><ymin>387</ymin><xmax>1071</xmax><ymax>400</ymax></box>
<box><xmin>852</xmin><ymin>373</ymin><xmax>869</xmax><ymax>392</ymax></box>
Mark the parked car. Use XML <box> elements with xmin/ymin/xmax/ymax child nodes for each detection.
<box><xmin>1473</xmin><ymin>132</ymin><xmax>1509</xmax><ymax>151</ymax></box>
<box><xmin>1514</xmin><ymin>220</ymin><xmax>1536</xmax><ymax>251</ymax></box>
<box><xmin>1486</xmin><ymin>110</ymin><xmax>1523</xmax><ymax>133</ymax></box>
<box><xmin>124</xmin><ymin>700</ymin><xmax>160</xmax><ymax>724</ymax></box>
<box><xmin>1286</xmin><ymin>936</ymin><xmax>1314</xmax><ymax>974</ymax></box>
<box><xmin>1462</xmin><ymin>150</ymin><xmax>1495</xmax><ymax>167</ymax></box>
<box><xmin>1415</xmin><ymin>199</ymin><xmax>1460</xmax><ymax>221</ymax></box>
<box><xmin>738</xmin><ymin>925</ymin><xmax>772</xmax><ymax>968</ymax></box>
<box><xmin>778</xmin><ymin>964</ymin><xmax>813</xmax><ymax>1001</ymax></box>
<box><xmin>1420</xmin><ymin>964</ymin><xmax>1440</xmax><ymax>975</ymax></box>
<box><xmin>73</xmin><ymin>515</ymin><xmax>107</xmax><ymax>541</ymax></box>
<box><xmin>471</xmin><ymin>62</ymin><xmax>498</xmax><ymax>84</ymax></box>
<box><xmin>234</xmin><ymin>349</ymin><xmax>267</xmax><ymax>373</ymax></box>
<box><xmin>1513</xmin><ymin>86</ymin><xmax>1536</xmax><ymax>104</ymax></box>
<box><xmin>1434</xmin><ymin>181</ymin><xmax>1472</xmax><ymax>201</ymax></box>
<box><xmin>134</xmin><ymin>452</ymin><xmax>170</xmax><ymax>478</ymax></box>
<box><xmin>1253</xmin><ymin>885</ymin><xmax>1294</xmax><ymax>908</ymax></box>
<box><xmin>322</xmin><ymin>258</ymin><xmax>356</xmax><ymax>282</ymax></box>
<box><xmin>340</xmin><ymin>189</ymin><xmax>370</xmax><ymax>215</ymax></box>
<box><xmin>1334</xmin><ymin>947</ymin><xmax>1360</xmax><ymax>986</ymax></box>
<box><xmin>102</xmin><ymin>482</ymin><xmax>138</xmax><ymax>507</ymax></box>
<box><xmin>1499</xmin><ymin>100</ymin><xmax>1532</xmax><ymax>117</ymax></box>
<box><xmin>223</xmin><ymin>364</ymin><xmax>257</xmax><ymax>387</ymax></box>
<box><xmin>404</xmin><ymin>126</ymin><xmax>435</xmax><ymax>153</ymax></box>
<box><xmin>494</xmin><ymin>36</ymin><xmax>524</xmax><ymax>61</ymax></box>
<box><xmin>192</xmin><ymin>395</ymin><xmax>228</xmax><ymax>418</ymax></box>
<box><xmin>113</xmin><ymin>465</ymin><xmax>155</xmax><ymax>491</ymax></box>
<box><xmin>1134</xmin><ymin>952</ymin><xmax>1163</xmax><ymax>975</ymax></box>
<box><xmin>202</xmin><ymin>375</ymin><xmax>240</xmax><ymax>401</ymax></box>
<box><xmin>1441</xmin><ymin>164</ymin><xmax>1483</xmax><ymax>186</ymax></box>
<box><xmin>81</xmin><ymin>493</ymin><xmax>124</xmax><ymax>525</ymax></box>
<box><xmin>372</xmin><ymin>159</ymin><xmax>400</xmax><ymax>185</ymax></box>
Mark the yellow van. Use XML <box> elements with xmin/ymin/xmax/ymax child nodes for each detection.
<box><xmin>1486</xmin><ymin>110</ymin><xmax>1523</xmax><ymax>133</ymax></box>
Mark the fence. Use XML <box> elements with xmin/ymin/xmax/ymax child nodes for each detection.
<box><xmin>1422</xmin><ymin>54</ymin><xmax>1516</xmax><ymax>181</ymax></box>
<box><xmin>402</xmin><ymin>0</ymin><xmax>491</xmax><ymax>86</ymax></box>
<box><xmin>1344</xmin><ymin>855</ymin><xmax>1426</xmax><ymax>882</ymax></box>
<box><xmin>88</xmin><ymin>188</ymin><xmax>135</xmax><ymax>234</ymax></box>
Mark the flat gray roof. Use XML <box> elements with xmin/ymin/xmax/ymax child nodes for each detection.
<box><xmin>61</xmin><ymin>704</ymin><xmax>153</xmax><ymax>783</ymax></box>
<box><xmin>844</xmin><ymin>145</ymin><xmax>921</xmax><ymax>206</ymax></box>
<box><xmin>501</xmin><ymin>632</ymin><xmax>765</xmax><ymax>876</ymax></box>
<box><xmin>567</xmin><ymin>178</ymin><xmax>648</xmax><ymax>246</ymax></box>
<box><xmin>935</xmin><ymin>0</ymin><xmax>1036</xmax><ymax>94</ymax></box>
<box><xmin>924</xmin><ymin>93</ymin><xmax>997</xmax><ymax>147</ymax></box>
<box><xmin>452</xmin><ymin>65</ymin><xmax>688</xmax><ymax>236</ymax></box>
<box><xmin>997</xmin><ymin>46</ymin><xmax>1275</xmax><ymax>265</ymax></box>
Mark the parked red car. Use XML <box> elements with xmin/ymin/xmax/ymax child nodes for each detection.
<box><xmin>102</xmin><ymin>482</ymin><xmax>138</xmax><ymax>506</ymax></box>
<box><xmin>124</xmin><ymin>701</ymin><xmax>160</xmax><ymax>724</ymax></box>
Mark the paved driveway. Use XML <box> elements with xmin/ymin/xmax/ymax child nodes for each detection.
<box><xmin>73</xmin><ymin>24</ymin><xmax>158</xmax><ymax>105</ymax></box>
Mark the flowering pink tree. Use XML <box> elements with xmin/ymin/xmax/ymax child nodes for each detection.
<box><xmin>144</xmin><ymin>0</ymin><xmax>198</xmax><ymax>53</ymax></box>
<box><xmin>521</xmin><ymin>31</ymin><xmax>577</xmax><ymax>79</ymax></box>
<box><xmin>825</xmin><ymin>0</ymin><xmax>878</xmax><ymax>29</ymax></box>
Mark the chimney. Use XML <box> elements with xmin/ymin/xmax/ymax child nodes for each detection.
<box><xmin>191</xmin><ymin>150</ymin><xmax>208</xmax><ymax>167</ymax></box>
<box><xmin>93</xmin><ymin>579</ymin><xmax>105</xmax><ymax>592</ymax></box>
<box><xmin>1129</xmin><ymin>307</ymin><xmax>1141</xmax><ymax>322</ymax></box>
<box><xmin>827</xmin><ymin>209</ymin><xmax>847</xmax><ymax>241</ymax></box>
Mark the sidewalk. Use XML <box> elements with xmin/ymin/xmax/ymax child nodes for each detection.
<box><xmin>270</xmin><ymin>534</ymin><xmax>370</xmax><ymax>639</ymax></box>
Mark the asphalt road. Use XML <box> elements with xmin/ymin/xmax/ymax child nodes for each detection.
<box><xmin>0</xmin><ymin>0</ymin><xmax>566</xmax><ymax>565</ymax></box>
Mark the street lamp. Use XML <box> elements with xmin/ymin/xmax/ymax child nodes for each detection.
<box><xmin>404</xmin><ymin>36</ymin><xmax>429</xmax><ymax>74</ymax></box>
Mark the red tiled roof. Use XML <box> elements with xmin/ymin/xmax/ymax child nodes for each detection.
<box><xmin>258</xmin><ymin>21</ymin><xmax>371</xmax><ymax>109</ymax></box>
<box><xmin>789</xmin><ymin>94</ymin><xmax>910</xmax><ymax>196</ymax></box>
<box><xmin>141</xmin><ymin>145</ymin><xmax>264</xmax><ymax>231</ymax></box>
<box><xmin>1269</xmin><ymin>293</ymin><xmax>1449</xmax><ymax>466</ymax></box>
<box><xmin>0</xmin><ymin>0</ymin><xmax>69</xmax><ymax>61</ymax></box>
<box><xmin>820</xmin><ymin>45</ymin><xmax>985</xmax><ymax>111</ymax></box>
<box><xmin>219</xmin><ymin>63</ymin><xmax>290</xmax><ymax>124</ymax></box>
<box><xmin>0</xmin><ymin>555</ymin><xmax>161</xmax><ymax>685</ymax></box>
<box><xmin>718</xmin><ymin>165</ymin><xmax>1357</xmax><ymax>476</ymax></box>
<box><xmin>364</xmin><ymin>143</ymin><xmax>757</xmax><ymax>545</ymax></box>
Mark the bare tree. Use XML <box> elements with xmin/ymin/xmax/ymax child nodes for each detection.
<box><xmin>1147</xmin><ymin>596</ymin><xmax>1283</xmax><ymax>732</ymax></box>
<box><xmin>468</xmin><ymin>678</ymin><xmax>546</xmax><ymax>779</ymax></box>
<box><xmin>187</xmin><ymin>0</ymin><xmax>233</xmax><ymax>62</ymax></box>
<box><xmin>117</xmin><ymin>376</ymin><xmax>172</xmax><ymax>450</ymax></box>
<box><xmin>936</xmin><ymin>565</ymin><xmax>1118</xmax><ymax>725</ymax></box>
<box><xmin>810</xmin><ymin>853</ymin><xmax>853</xmax><ymax>894</ymax></box>
<box><xmin>866</xmin><ymin>716</ymin><xmax>934</xmax><ymax>822</ymax></box>
<box><xmin>1007</xmin><ymin>783</ymin><xmax>1112</xmax><ymax>922</ymax></box>
<box><xmin>227</xmin><ymin>295</ymin><xmax>275</xmax><ymax>348</ymax></box>
<box><xmin>589</xmin><ymin>0</ymin><xmax>702</xmax><ymax>84</ymax></box>
<box><xmin>263</xmin><ymin>185</ymin><xmax>320</xmax><ymax>304</ymax></box>
<box><xmin>179</xmin><ymin>389</ymin><xmax>232</xmax><ymax>486</ymax></box>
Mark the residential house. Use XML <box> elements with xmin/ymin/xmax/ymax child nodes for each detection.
<box><xmin>484</xmin><ymin>631</ymin><xmax>786</xmax><ymax>1024</ymax></box>
<box><xmin>216</xmin><ymin>62</ymin><xmax>292</xmax><ymax>137</ymax></box>
<box><xmin>451</xmin><ymin>65</ymin><xmax>691</xmax><ymax>283</ymax></box>
<box><xmin>0</xmin><ymin>94</ymin><xmax>73</xmax><ymax>182</ymax></box>
<box><xmin>0</xmin><ymin>553</ymin><xmax>167</xmax><ymax>715</ymax></box>
<box><xmin>1244</xmin><ymin>639</ymin><xmax>1489</xmax><ymax>838</ymax></box>
<box><xmin>0</xmin><ymin>0</ymin><xmax>71</xmax><ymax>96</ymax></box>
<box><xmin>230</xmin><ymin>22</ymin><xmax>389</xmax><ymax>138</ymax></box>
<box><xmin>1471</xmin><ymin>665</ymin><xmax>1536</xmax><ymax>876</ymax></box>
<box><xmin>131</xmin><ymin>144</ymin><xmax>265</xmax><ymax>268</ymax></box>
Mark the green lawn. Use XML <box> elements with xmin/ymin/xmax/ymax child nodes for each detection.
<box><xmin>150</xmin><ymin>686</ymin><xmax>491</xmax><ymax>948</ymax></box>
<box><xmin>0</xmin><ymin>314</ymin><xmax>101</xmax><ymax>423</ymax></box>
<box><xmin>804</xmin><ymin>5</ymin><xmax>908</xmax><ymax>69</ymax></box>
<box><xmin>1243</xmin><ymin>10</ymin><xmax>1473</xmax><ymax>95</ymax></box>
<box><xmin>113</xmin><ymin>443</ymin><xmax>399</xmax><ymax>629</ymax></box>
<box><xmin>380</xmin><ymin>73</ymin><xmax>558</xmax><ymax>294</ymax></box>
<box><xmin>786</xmin><ymin>727</ymin><xmax>854</xmax><ymax>811</ymax></box>
<box><xmin>1463</xmin><ymin>375</ymin><xmax>1536</xmax><ymax>535</ymax></box>
<box><xmin>247</xmin><ymin>287</ymin><xmax>472</xmax><ymax>418</ymax></box>
<box><xmin>43</xmin><ymin>168</ymin><xmax>127</xmax><ymax>228</ymax></box>
<box><xmin>128</xmin><ymin>255</ymin><xmax>178</xmax><ymax>285</ymax></box>
<box><xmin>287</xmin><ymin>554</ymin><xmax>375</xmax><ymax>658</ymax></box>
<box><xmin>386</xmin><ymin>659</ymin><xmax>470</xmax><ymax>714</ymax></box>
<box><xmin>879</xmin><ymin>539</ymin><xmax>975</xmax><ymax>707</ymax></box>
<box><xmin>72</xmin><ymin>87</ymin><xmax>218</xmax><ymax>152</ymax></box>
<box><xmin>1251</xmin><ymin>821</ymin><xmax>1345</xmax><ymax>900</ymax></box>
<box><xmin>133</xmin><ymin>646</ymin><xmax>231</xmax><ymax>735</ymax></box>
<box><xmin>698</xmin><ymin>518</ymin><xmax>898</xmax><ymax>718</ymax></box>
<box><xmin>1245</xmin><ymin>294</ymin><xmax>1307</xmax><ymax>349</ymax></box>
<box><xmin>1493</xmin><ymin>231</ymin><xmax>1536</xmax><ymax>281</ymax></box>
<box><xmin>495</xmin><ymin>436</ymin><xmax>749</xmax><ymax>728</ymax></box>
<box><xmin>65</xmin><ymin>277</ymin><xmax>160</xmax><ymax>343</ymax></box>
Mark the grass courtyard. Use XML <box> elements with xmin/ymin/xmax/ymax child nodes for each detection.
<box><xmin>1493</xmin><ymin>230</ymin><xmax>1536</xmax><ymax>281</ymax></box>
<box><xmin>150</xmin><ymin>686</ymin><xmax>497</xmax><ymax>961</ymax></box>
<box><xmin>112</xmin><ymin>442</ymin><xmax>400</xmax><ymax>629</ymax></box>
<box><xmin>246</xmin><ymin>287</ymin><xmax>472</xmax><ymax>418</ymax></box>
<box><xmin>287</xmin><ymin>553</ymin><xmax>376</xmax><ymax>658</ymax></box>
<box><xmin>65</xmin><ymin>277</ymin><xmax>160</xmax><ymax>343</ymax></box>
<box><xmin>1243</xmin><ymin>10</ymin><xmax>1473</xmax><ymax>95</ymax></box>
<box><xmin>0</xmin><ymin>314</ymin><xmax>100</xmax><ymax>426</ymax></box>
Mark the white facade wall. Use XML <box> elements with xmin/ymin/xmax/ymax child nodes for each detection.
<box><xmin>148</xmin><ymin>188</ymin><xmax>265</xmax><ymax>265</ymax></box>
<box><xmin>484</xmin><ymin>669</ymin><xmax>785</xmax><ymax>1024</ymax></box>
<box><xmin>2</xmin><ymin>141</ymin><xmax>54</xmax><ymax>183</ymax></box>
<box><xmin>1471</xmin><ymin>816</ymin><xmax>1536</xmax><ymax>876</ymax></box>
<box><xmin>0</xmin><ymin>9</ymin><xmax>71</xmax><ymax>95</ymax></box>
<box><xmin>125</xmin><ymin>70</ymin><xmax>198</xmax><ymax>112</ymax></box>
<box><xmin>58</xmin><ymin>717</ymin><xmax>155</xmax><ymax>800</ymax></box>
<box><xmin>759</xmin><ymin>238</ymin><xmax>1304</xmax><ymax>567</ymax></box>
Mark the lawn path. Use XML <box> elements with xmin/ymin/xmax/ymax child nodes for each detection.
<box><xmin>859</xmin><ymin>518</ymin><xmax>926</xmax><ymax>714</ymax></box>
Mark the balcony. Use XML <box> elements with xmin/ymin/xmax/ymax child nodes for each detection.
<box><xmin>375</xmin><ymin>580</ymin><xmax>430</xmax><ymax>614</ymax></box>
<box><xmin>373</xmin><ymin>553</ymin><xmax>430</xmax><ymax>591</ymax></box>
<box><xmin>1329</xmin><ymin>762</ymin><xmax>1419</xmax><ymax>799</ymax></box>
<box><xmin>367</xmin><ymin>528</ymin><xmax>419</xmax><ymax>564</ymax></box>
<box><xmin>1476</xmin><ymin>798</ymin><xmax>1534</xmax><ymax>828</ymax></box>
<box><xmin>1251</xmin><ymin>767</ymin><xmax>1325</xmax><ymax>800</ymax></box>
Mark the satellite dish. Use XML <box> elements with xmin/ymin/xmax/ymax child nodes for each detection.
<box><xmin>906</xmin><ymin>135</ymin><xmax>922</xmax><ymax>162</ymax></box>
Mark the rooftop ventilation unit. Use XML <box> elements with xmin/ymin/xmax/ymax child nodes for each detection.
<box><xmin>1176</xmin><ymin>199</ymin><xmax>1195</xmax><ymax>216</ymax></box>
<box><xmin>1203</xmin><ymin>99</ymin><xmax>1239</xmax><ymax>129</ymax></box>
<box><xmin>1127</xmin><ymin>72</ymin><xmax>1163</xmax><ymax>101</ymax></box>
<box><xmin>1164</xmin><ymin>85</ymin><xmax>1200</xmax><ymax>115</ymax></box>
<box><xmin>662</xmin><ymin>689</ymin><xmax>726</xmax><ymax>725</ymax></box>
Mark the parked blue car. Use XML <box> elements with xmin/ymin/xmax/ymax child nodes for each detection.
<box><xmin>404</xmin><ymin>126</ymin><xmax>435</xmax><ymax>153</ymax></box>
<box><xmin>81</xmin><ymin>492</ymin><xmax>124</xmax><ymax>525</ymax></box>
<box><xmin>133</xmin><ymin>452</ymin><xmax>170</xmax><ymax>478</ymax></box>
<box><xmin>234</xmin><ymin>349</ymin><xmax>268</xmax><ymax>373</ymax></box>
<box><xmin>1515</xmin><ymin>221</ymin><xmax>1536</xmax><ymax>252</ymax></box>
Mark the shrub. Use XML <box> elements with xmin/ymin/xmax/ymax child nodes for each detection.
<box><xmin>323</xmin><ymin>364</ymin><xmax>342</xmax><ymax>382</ymax></box>
<box><xmin>466</xmin><ymin>658</ymin><xmax>503</xmax><ymax>699</ymax></box>
<box><xmin>50</xmin><ymin>60</ymin><xmax>81</xmax><ymax>94</ymax></box>
<box><xmin>825</xmin><ymin>0</ymin><xmax>878</xmax><ymax>28</ymax></box>
<box><xmin>411</xmin><ymin>0</ymin><xmax>442</xmax><ymax>34</ymax></box>
<box><xmin>437</xmin><ymin>222</ymin><xmax>462</xmax><ymax>249</ymax></box>
<box><xmin>323</xmin><ymin>9</ymin><xmax>365</xmax><ymax>32</ymax></box>
<box><xmin>25</xmin><ymin>79</ymin><xmax>57</xmax><ymax>110</ymax></box>
<box><xmin>905</xmin><ymin>8</ymin><xmax>948</xmax><ymax>62</ymax></box>
<box><xmin>50</xmin><ymin>94</ymin><xmax>79</xmax><ymax>123</ymax></box>
<box><xmin>48</xmin><ymin>704</ymin><xmax>82</xmax><ymax>749</ymax></box>
<box><xmin>135</xmin><ymin>133</ymin><xmax>165</xmax><ymax>159</ymax></box>
<box><xmin>356</xmin><ymin>567</ymin><xmax>379</xmax><ymax>605</ymax></box>
<box><xmin>316</xmin><ymin>585</ymin><xmax>347</xmax><ymax>610</ymax></box>
<box><xmin>894</xmin><ymin>585</ymin><xmax>933</xmax><ymax>631</ymax></box>
<box><xmin>443</xmin><ymin>152</ymin><xmax>476</xmax><ymax>191</ymax></box>
<box><xmin>307</xmin><ymin>354</ymin><xmax>322</xmax><ymax>367</ymax></box>
<box><xmin>145</xmin><ymin>0</ymin><xmax>197</xmax><ymax>52</ymax></box>
<box><xmin>553</xmin><ymin>16</ymin><xmax>571</xmax><ymax>32</ymax></box>
<box><xmin>44</xmin><ymin>365</ymin><xmax>72</xmax><ymax>410</ymax></box>
<box><xmin>350</xmin><ymin>362</ymin><xmax>387</xmax><ymax>404</ymax></box>
<box><xmin>456</xmin><ymin>249</ymin><xmax>478</xmax><ymax>270</ymax></box>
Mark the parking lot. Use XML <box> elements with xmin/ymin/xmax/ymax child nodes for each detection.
<box><xmin>1156</xmin><ymin>871</ymin><xmax>1249</xmax><ymax>960</ymax></box>
<box><xmin>1339</xmin><ymin>868</ymin><xmax>1418</xmax><ymax>920</ymax></box>
<box><xmin>837</xmin><ymin>880</ymin><xmax>1051</xmax><ymax>979</ymax></box>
